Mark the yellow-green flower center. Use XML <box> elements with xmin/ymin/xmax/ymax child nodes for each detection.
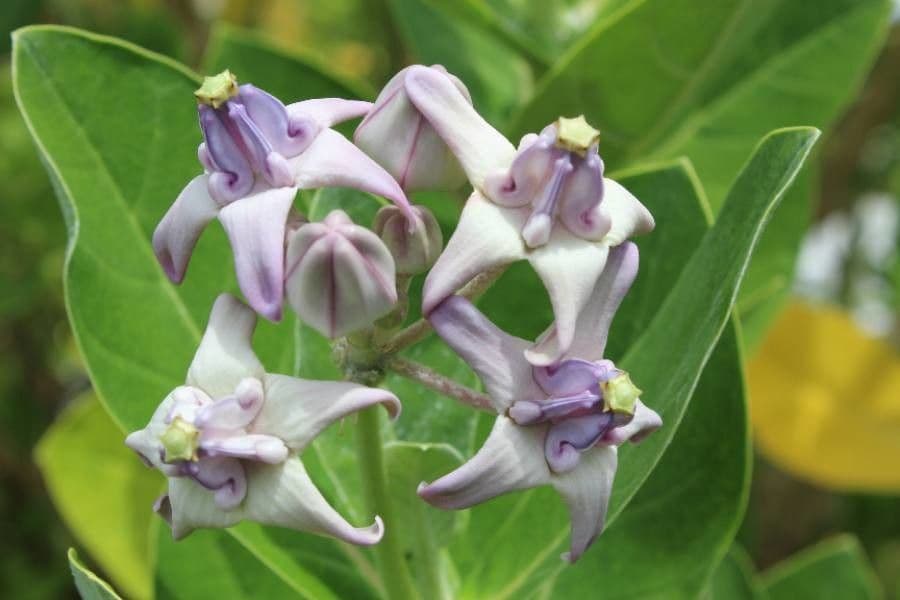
<box><xmin>159</xmin><ymin>417</ymin><xmax>199</xmax><ymax>463</ymax></box>
<box><xmin>602</xmin><ymin>372</ymin><xmax>641</xmax><ymax>415</ymax></box>
<box><xmin>555</xmin><ymin>115</ymin><xmax>600</xmax><ymax>156</ymax></box>
<box><xmin>195</xmin><ymin>70</ymin><xmax>239</xmax><ymax>108</ymax></box>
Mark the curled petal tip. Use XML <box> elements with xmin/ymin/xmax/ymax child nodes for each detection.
<box><xmin>522</xmin><ymin>345</ymin><xmax>557</xmax><ymax>367</ymax></box>
<box><xmin>351</xmin><ymin>515</ymin><xmax>385</xmax><ymax>546</ymax></box>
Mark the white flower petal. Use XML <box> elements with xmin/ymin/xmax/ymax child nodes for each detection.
<box><xmin>428</xmin><ymin>296</ymin><xmax>538</xmax><ymax>412</ymax></box>
<box><xmin>288</xmin><ymin>128</ymin><xmax>413</xmax><ymax>219</ymax></box>
<box><xmin>525</xmin><ymin>231</ymin><xmax>610</xmax><ymax>366</ymax></box>
<box><xmin>422</xmin><ymin>191</ymin><xmax>525</xmax><ymax>314</ymax></box>
<box><xmin>600</xmin><ymin>400</ymin><xmax>662</xmax><ymax>446</ymax></box>
<box><xmin>529</xmin><ymin>242</ymin><xmax>639</xmax><ymax>364</ymax></box>
<box><xmin>152</xmin><ymin>174</ymin><xmax>220</xmax><ymax>283</ymax></box>
<box><xmin>244</xmin><ymin>460</ymin><xmax>384</xmax><ymax>546</ymax></box>
<box><xmin>286</xmin><ymin>99</ymin><xmax>373</xmax><ymax>129</ymax></box>
<box><xmin>187</xmin><ymin>294</ymin><xmax>265</xmax><ymax>398</ymax></box>
<box><xmin>601</xmin><ymin>178</ymin><xmax>655</xmax><ymax>246</ymax></box>
<box><xmin>551</xmin><ymin>445</ymin><xmax>617</xmax><ymax>563</ymax></box>
<box><xmin>167</xmin><ymin>476</ymin><xmax>240</xmax><ymax>540</ymax></box>
<box><xmin>218</xmin><ymin>184</ymin><xmax>297</xmax><ymax>322</ymax></box>
<box><xmin>404</xmin><ymin>65</ymin><xmax>516</xmax><ymax>189</ymax></box>
<box><xmin>253</xmin><ymin>374</ymin><xmax>400</xmax><ymax>451</ymax></box>
<box><xmin>418</xmin><ymin>416</ymin><xmax>550</xmax><ymax>509</ymax></box>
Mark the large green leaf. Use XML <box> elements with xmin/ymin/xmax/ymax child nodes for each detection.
<box><xmin>513</xmin><ymin>0</ymin><xmax>890</xmax><ymax>347</ymax></box>
<box><xmin>12</xmin><ymin>25</ymin><xmax>373</xmax><ymax>598</ymax></box>
<box><xmin>445</xmin><ymin>129</ymin><xmax>816</xmax><ymax>597</ymax></box>
<box><xmin>760</xmin><ymin>536</ymin><xmax>883</xmax><ymax>600</ymax></box>
<box><xmin>202</xmin><ymin>23</ymin><xmax>372</xmax><ymax>102</ymax></box>
<box><xmin>69</xmin><ymin>548</ymin><xmax>123</xmax><ymax>600</ymax></box>
<box><xmin>36</xmin><ymin>394</ymin><xmax>161</xmax><ymax>600</ymax></box>
<box><xmin>703</xmin><ymin>546</ymin><xmax>765</xmax><ymax>600</ymax></box>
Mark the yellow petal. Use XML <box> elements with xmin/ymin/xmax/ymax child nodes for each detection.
<box><xmin>748</xmin><ymin>300</ymin><xmax>900</xmax><ymax>492</ymax></box>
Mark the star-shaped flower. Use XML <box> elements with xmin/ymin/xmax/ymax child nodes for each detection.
<box><xmin>125</xmin><ymin>293</ymin><xmax>401</xmax><ymax>544</ymax></box>
<box><xmin>153</xmin><ymin>71</ymin><xmax>414</xmax><ymax>321</ymax></box>
<box><xmin>420</xmin><ymin>243</ymin><xmax>661</xmax><ymax>562</ymax></box>
<box><xmin>401</xmin><ymin>65</ymin><xmax>654</xmax><ymax>365</ymax></box>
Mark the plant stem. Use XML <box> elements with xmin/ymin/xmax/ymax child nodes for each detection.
<box><xmin>379</xmin><ymin>265</ymin><xmax>508</xmax><ymax>355</ymax></box>
<box><xmin>387</xmin><ymin>357</ymin><xmax>493</xmax><ymax>412</ymax></box>
<box><xmin>356</xmin><ymin>408</ymin><xmax>418</xmax><ymax>600</ymax></box>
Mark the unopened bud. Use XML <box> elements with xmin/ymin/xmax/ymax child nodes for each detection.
<box><xmin>373</xmin><ymin>205</ymin><xmax>443</xmax><ymax>275</ymax></box>
<box><xmin>285</xmin><ymin>210</ymin><xmax>398</xmax><ymax>338</ymax></box>
<box><xmin>354</xmin><ymin>65</ymin><xmax>470</xmax><ymax>192</ymax></box>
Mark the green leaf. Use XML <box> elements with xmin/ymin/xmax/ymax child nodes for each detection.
<box><xmin>156</xmin><ymin>522</ymin><xmax>379</xmax><ymax>600</ymax></box>
<box><xmin>550</xmin><ymin>326</ymin><xmax>748</xmax><ymax>599</ymax></box>
<box><xmin>69</xmin><ymin>548</ymin><xmax>123</xmax><ymax>600</ymax></box>
<box><xmin>703</xmin><ymin>546</ymin><xmax>766</xmax><ymax>600</ymax></box>
<box><xmin>36</xmin><ymin>394</ymin><xmax>160</xmax><ymax>600</ymax></box>
<box><xmin>513</xmin><ymin>0</ymin><xmax>890</xmax><ymax>346</ymax></box>
<box><xmin>384</xmin><ymin>442</ymin><xmax>465</xmax><ymax>598</ymax></box>
<box><xmin>202</xmin><ymin>23</ymin><xmax>372</xmax><ymax>102</ymax></box>
<box><xmin>13</xmin><ymin>25</ymin><xmax>366</xmax><ymax>598</ymax></box>
<box><xmin>511</xmin><ymin>0</ymin><xmax>752</xmax><ymax>154</ymax></box>
<box><xmin>760</xmin><ymin>535</ymin><xmax>883</xmax><ymax>600</ymax></box>
<box><xmin>386</xmin><ymin>0</ymin><xmax>532</xmax><ymax>124</ymax></box>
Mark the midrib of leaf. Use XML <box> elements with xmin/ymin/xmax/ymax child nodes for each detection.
<box><xmin>622</xmin><ymin>0</ymin><xmax>754</xmax><ymax>159</ymax></box>
<box><xmin>13</xmin><ymin>26</ymin><xmax>360</xmax><ymax>599</ymax></box>
<box><xmin>651</xmin><ymin>0</ymin><xmax>888</xmax><ymax>160</ymax></box>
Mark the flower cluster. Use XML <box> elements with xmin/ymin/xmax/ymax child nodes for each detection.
<box><xmin>128</xmin><ymin>66</ymin><xmax>661</xmax><ymax>562</ymax></box>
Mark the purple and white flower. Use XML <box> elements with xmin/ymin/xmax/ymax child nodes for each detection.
<box><xmin>419</xmin><ymin>243</ymin><xmax>661</xmax><ymax>562</ymax></box>
<box><xmin>397</xmin><ymin>65</ymin><xmax>654</xmax><ymax>365</ymax></box>
<box><xmin>152</xmin><ymin>70</ymin><xmax>414</xmax><ymax>322</ymax></box>
<box><xmin>125</xmin><ymin>293</ymin><xmax>401</xmax><ymax>544</ymax></box>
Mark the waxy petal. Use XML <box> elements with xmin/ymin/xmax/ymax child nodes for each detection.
<box><xmin>218</xmin><ymin>184</ymin><xmax>297</xmax><ymax>322</ymax></box>
<box><xmin>288</xmin><ymin>128</ymin><xmax>414</xmax><ymax>220</ymax></box>
<box><xmin>194</xmin><ymin>377</ymin><xmax>264</xmax><ymax>430</ymax></box>
<box><xmin>199</xmin><ymin>433</ymin><xmax>289</xmax><ymax>464</ymax></box>
<box><xmin>527</xmin><ymin>242</ymin><xmax>638</xmax><ymax>365</ymax></box>
<box><xmin>428</xmin><ymin>295</ymin><xmax>539</xmax><ymax>412</ymax></box>
<box><xmin>187</xmin><ymin>294</ymin><xmax>264</xmax><ymax>399</ymax></box>
<box><xmin>601</xmin><ymin>179</ymin><xmax>655</xmax><ymax>245</ymax></box>
<box><xmin>599</xmin><ymin>400</ymin><xmax>662</xmax><ymax>446</ymax></box>
<box><xmin>422</xmin><ymin>192</ymin><xmax>525</xmax><ymax>315</ymax></box>
<box><xmin>167</xmin><ymin>460</ymin><xmax>384</xmax><ymax>545</ymax></box>
<box><xmin>552</xmin><ymin>445</ymin><xmax>617</xmax><ymax>563</ymax></box>
<box><xmin>286</xmin><ymin>98</ymin><xmax>373</xmax><ymax>129</ymax></box>
<box><xmin>404</xmin><ymin>65</ymin><xmax>516</xmax><ymax>189</ymax></box>
<box><xmin>152</xmin><ymin>175</ymin><xmax>220</xmax><ymax>283</ymax></box>
<box><xmin>253</xmin><ymin>374</ymin><xmax>401</xmax><ymax>451</ymax></box>
<box><xmin>418</xmin><ymin>416</ymin><xmax>550</xmax><ymax>509</ymax></box>
<box><xmin>526</xmin><ymin>231</ymin><xmax>610</xmax><ymax>366</ymax></box>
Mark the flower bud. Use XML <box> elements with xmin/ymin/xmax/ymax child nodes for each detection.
<box><xmin>354</xmin><ymin>65</ymin><xmax>470</xmax><ymax>192</ymax></box>
<box><xmin>372</xmin><ymin>205</ymin><xmax>443</xmax><ymax>275</ymax></box>
<box><xmin>285</xmin><ymin>210</ymin><xmax>397</xmax><ymax>338</ymax></box>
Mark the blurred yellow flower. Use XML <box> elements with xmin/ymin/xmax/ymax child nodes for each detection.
<box><xmin>748</xmin><ymin>300</ymin><xmax>900</xmax><ymax>492</ymax></box>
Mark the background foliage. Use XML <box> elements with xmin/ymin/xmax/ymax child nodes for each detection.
<box><xmin>2</xmin><ymin>0</ymin><xmax>899</xmax><ymax>598</ymax></box>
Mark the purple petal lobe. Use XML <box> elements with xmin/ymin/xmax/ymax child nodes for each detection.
<box><xmin>217</xmin><ymin>185</ymin><xmax>297</xmax><ymax>321</ymax></box>
<box><xmin>152</xmin><ymin>175</ymin><xmax>220</xmax><ymax>283</ymax></box>
<box><xmin>418</xmin><ymin>417</ymin><xmax>550</xmax><ymax>509</ymax></box>
<box><xmin>289</xmin><ymin>128</ymin><xmax>415</xmax><ymax>221</ymax></box>
<box><xmin>428</xmin><ymin>295</ymin><xmax>537</xmax><ymax>413</ymax></box>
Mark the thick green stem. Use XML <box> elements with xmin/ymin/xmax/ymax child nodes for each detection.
<box><xmin>356</xmin><ymin>408</ymin><xmax>418</xmax><ymax>600</ymax></box>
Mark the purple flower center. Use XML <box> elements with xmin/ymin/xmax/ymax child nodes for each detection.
<box><xmin>482</xmin><ymin>122</ymin><xmax>611</xmax><ymax>248</ymax></box>
<box><xmin>198</xmin><ymin>84</ymin><xmax>318</xmax><ymax>205</ymax></box>
<box><xmin>508</xmin><ymin>358</ymin><xmax>633</xmax><ymax>473</ymax></box>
